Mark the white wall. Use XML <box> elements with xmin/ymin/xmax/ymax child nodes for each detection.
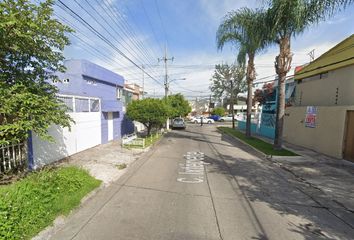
<box><xmin>32</xmin><ymin>112</ymin><xmax>101</xmax><ymax>167</ymax></box>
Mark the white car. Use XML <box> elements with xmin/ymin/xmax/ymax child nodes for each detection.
<box><xmin>219</xmin><ymin>113</ymin><xmax>244</xmax><ymax>122</ymax></box>
<box><xmin>192</xmin><ymin>117</ymin><xmax>214</xmax><ymax>124</ymax></box>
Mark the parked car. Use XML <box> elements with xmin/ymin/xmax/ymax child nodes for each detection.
<box><xmin>188</xmin><ymin>116</ymin><xmax>200</xmax><ymax>123</ymax></box>
<box><xmin>193</xmin><ymin>117</ymin><xmax>214</xmax><ymax>124</ymax></box>
<box><xmin>219</xmin><ymin>114</ymin><xmax>234</xmax><ymax>122</ymax></box>
<box><xmin>219</xmin><ymin>113</ymin><xmax>244</xmax><ymax>122</ymax></box>
<box><xmin>172</xmin><ymin>118</ymin><xmax>186</xmax><ymax>129</ymax></box>
<box><xmin>208</xmin><ymin>115</ymin><xmax>221</xmax><ymax>121</ymax></box>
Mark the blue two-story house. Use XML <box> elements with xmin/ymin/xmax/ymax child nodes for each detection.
<box><xmin>29</xmin><ymin>59</ymin><xmax>134</xmax><ymax>168</ymax></box>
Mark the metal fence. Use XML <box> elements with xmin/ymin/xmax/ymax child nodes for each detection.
<box><xmin>0</xmin><ymin>142</ymin><xmax>27</xmax><ymax>175</ymax></box>
<box><xmin>122</xmin><ymin>134</ymin><xmax>145</xmax><ymax>148</ymax></box>
<box><xmin>261</xmin><ymin>113</ymin><xmax>276</xmax><ymax>128</ymax></box>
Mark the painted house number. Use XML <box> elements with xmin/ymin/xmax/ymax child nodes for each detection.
<box><xmin>177</xmin><ymin>152</ymin><xmax>208</xmax><ymax>183</ymax></box>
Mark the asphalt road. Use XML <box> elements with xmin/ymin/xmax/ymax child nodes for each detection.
<box><xmin>51</xmin><ymin>124</ymin><xmax>354</xmax><ymax>240</ymax></box>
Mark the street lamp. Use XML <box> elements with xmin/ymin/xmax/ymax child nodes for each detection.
<box><xmin>167</xmin><ymin>78</ymin><xmax>186</xmax><ymax>95</ymax></box>
<box><xmin>169</xmin><ymin>77</ymin><xmax>187</xmax><ymax>83</ymax></box>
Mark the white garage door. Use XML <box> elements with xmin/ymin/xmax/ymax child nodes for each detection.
<box><xmin>32</xmin><ymin>96</ymin><xmax>102</xmax><ymax>168</ymax></box>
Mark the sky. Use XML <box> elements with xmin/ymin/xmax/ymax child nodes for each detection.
<box><xmin>53</xmin><ymin>0</ymin><xmax>354</xmax><ymax>99</ymax></box>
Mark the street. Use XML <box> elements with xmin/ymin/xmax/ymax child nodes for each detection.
<box><xmin>51</xmin><ymin>124</ymin><xmax>354</xmax><ymax>240</ymax></box>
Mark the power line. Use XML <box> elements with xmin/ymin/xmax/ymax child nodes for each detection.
<box><xmin>140</xmin><ymin>0</ymin><xmax>164</xmax><ymax>54</ymax></box>
<box><xmin>96</xmin><ymin>0</ymin><xmax>162</xmax><ymax>78</ymax></box>
<box><xmin>154</xmin><ymin>0</ymin><xmax>170</xmax><ymax>52</ymax></box>
<box><xmin>55</xmin><ymin>0</ymin><xmax>164</xmax><ymax>87</ymax></box>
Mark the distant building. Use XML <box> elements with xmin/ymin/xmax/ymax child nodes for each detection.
<box><xmin>29</xmin><ymin>59</ymin><xmax>134</xmax><ymax>168</ymax></box>
<box><xmin>124</xmin><ymin>83</ymin><xmax>144</xmax><ymax>100</ymax></box>
<box><xmin>284</xmin><ymin>34</ymin><xmax>354</xmax><ymax>161</ymax></box>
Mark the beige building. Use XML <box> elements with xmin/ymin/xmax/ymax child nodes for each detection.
<box><xmin>124</xmin><ymin>83</ymin><xmax>144</xmax><ymax>100</ymax></box>
<box><xmin>284</xmin><ymin>34</ymin><xmax>354</xmax><ymax>161</ymax></box>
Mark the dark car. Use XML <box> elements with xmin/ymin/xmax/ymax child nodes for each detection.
<box><xmin>208</xmin><ymin>115</ymin><xmax>221</xmax><ymax>121</ymax></box>
<box><xmin>172</xmin><ymin>118</ymin><xmax>186</xmax><ymax>129</ymax></box>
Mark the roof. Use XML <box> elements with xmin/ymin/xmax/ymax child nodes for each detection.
<box><xmin>295</xmin><ymin>34</ymin><xmax>354</xmax><ymax>80</ymax></box>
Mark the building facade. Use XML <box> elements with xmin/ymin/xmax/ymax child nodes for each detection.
<box><xmin>29</xmin><ymin>59</ymin><xmax>134</xmax><ymax>168</ymax></box>
<box><xmin>238</xmin><ymin>78</ymin><xmax>296</xmax><ymax>139</ymax></box>
<box><xmin>284</xmin><ymin>35</ymin><xmax>354</xmax><ymax>161</ymax></box>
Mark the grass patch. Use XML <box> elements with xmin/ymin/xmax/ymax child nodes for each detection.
<box><xmin>116</xmin><ymin>163</ymin><xmax>127</xmax><ymax>170</ymax></box>
<box><xmin>218</xmin><ymin>127</ymin><xmax>298</xmax><ymax>156</ymax></box>
<box><xmin>0</xmin><ymin>166</ymin><xmax>101</xmax><ymax>240</ymax></box>
<box><xmin>145</xmin><ymin>133</ymin><xmax>162</xmax><ymax>147</ymax></box>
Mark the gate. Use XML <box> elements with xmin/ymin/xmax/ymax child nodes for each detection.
<box><xmin>0</xmin><ymin>142</ymin><xmax>27</xmax><ymax>175</ymax></box>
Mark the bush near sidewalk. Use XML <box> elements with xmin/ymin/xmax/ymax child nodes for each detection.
<box><xmin>0</xmin><ymin>166</ymin><xmax>101</xmax><ymax>240</ymax></box>
<box><xmin>218</xmin><ymin>127</ymin><xmax>298</xmax><ymax>156</ymax></box>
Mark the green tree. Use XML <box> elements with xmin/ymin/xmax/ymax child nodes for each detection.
<box><xmin>210</xmin><ymin>63</ymin><xmax>246</xmax><ymax>128</ymax></box>
<box><xmin>126</xmin><ymin>98</ymin><xmax>169</xmax><ymax>135</ymax></box>
<box><xmin>217</xmin><ymin>8</ymin><xmax>269</xmax><ymax>136</ymax></box>
<box><xmin>212</xmin><ymin>107</ymin><xmax>225</xmax><ymax>116</ymax></box>
<box><xmin>165</xmin><ymin>93</ymin><xmax>191</xmax><ymax>118</ymax></box>
<box><xmin>264</xmin><ymin>0</ymin><xmax>354</xmax><ymax>149</ymax></box>
<box><xmin>0</xmin><ymin>0</ymin><xmax>73</xmax><ymax>144</ymax></box>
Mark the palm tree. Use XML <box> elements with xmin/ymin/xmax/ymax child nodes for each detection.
<box><xmin>216</xmin><ymin>8</ymin><xmax>269</xmax><ymax>137</ymax></box>
<box><xmin>265</xmin><ymin>0</ymin><xmax>354</xmax><ymax>150</ymax></box>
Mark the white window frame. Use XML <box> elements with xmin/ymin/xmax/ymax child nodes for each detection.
<box><xmin>57</xmin><ymin>94</ymin><xmax>101</xmax><ymax>113</ymax></box>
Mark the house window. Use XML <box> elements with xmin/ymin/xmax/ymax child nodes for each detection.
<box><xmin>117</xmin><ymin>87</ymin><xmax>123</xmax><ymax>99</ymax></box>
<box><xmin>75</xmin><ymin>98</ymin><xmax>90</xmax><ymax>112</ymax></box>
<box><xmin>90</xmin><ymin>99</ymin><xmax>100</xmax><ymax>112</ymax></box>
<box><xmin>58</xmin><ymin>96</ymin><xmax>73</xmax><ymax>112</ymax></box>
<box><xmin>63</xmin><ymin>78</ymin><xmax>70</xmax><ymax>83</ymax></box>
<box><xmin>113</xmin><ymin>111</ymin><xmax>120</xmax><ymax>119</ymax></box>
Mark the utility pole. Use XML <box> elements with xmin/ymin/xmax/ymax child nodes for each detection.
<box><xmin>158</xmin><ymin>45</ymin><xmax>174</xmax><ymax>130</ymax></box>
<box><xmin>141</xmin><ymin>65</ymin><xmax>145</xmax><ymax>99</ymax></box>
<box><xmin>308</xmin><ymin>49</ymin><xmax>315</xmax><ymax>62</ymax></box>
<box><xmin>209</xmin><ymin>95</ymin><xmax>212</xmax><ymax>117</ymax></box>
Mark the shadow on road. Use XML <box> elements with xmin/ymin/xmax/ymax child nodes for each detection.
<box><xmin>168</xmin><ymin>128</ymin><xmax>354</xmax><ymax>240</ymax></box>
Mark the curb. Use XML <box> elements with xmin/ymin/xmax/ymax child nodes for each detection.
<box><xmin>217</xmin><ymin>128</ymin><xmax>303</xmax><ymax>160</ymax></box>
<box><xmin>32</xmin><ymin>183</ymin><xmax>105</xmax><ymax>240</ymax></box>
<box><xmin>32</xmin><ymin>136</ymin><xmax>165</xmax><ymax>240</ymax></box>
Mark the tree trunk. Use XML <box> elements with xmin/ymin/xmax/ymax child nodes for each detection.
<box><xmin>230</xmin><ymin>81</ymin><xmax>235</xmax><ymax>129</ymax></box>
<box><xmin>274</xmin><ymin>36</ymin><xmax>292</xmax><ymax>150</ymax></box>
<box><xmin>147</xmin><ymin>124</ymin><xmax>152</xmax><ymax>136</ymax></box>
<box><xmin>246</xmin><ymin>53</ymin><xmax>255</xmax><ymax>138</ymax></box>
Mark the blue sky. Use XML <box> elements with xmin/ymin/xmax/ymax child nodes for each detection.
<box><xmin>55</xmin><ymin>0</ymin><xmax>354</xmax><ymax>98</ymax></box>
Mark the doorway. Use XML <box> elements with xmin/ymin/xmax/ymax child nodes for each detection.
<box><xmin>108</xmin><ymin>112</ymin><xmax>113</xmax><ymax>141</ymax></box>
<box><xmin>344</xmin><ymin>111</ymin><xmax>354</xmax><ymax>161</ymax></box>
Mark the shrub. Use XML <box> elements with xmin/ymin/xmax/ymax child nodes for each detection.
<box><xmin>0</xmin><ymin>166</ymin><xmax>101</xmax><ymax>240</ymax></box>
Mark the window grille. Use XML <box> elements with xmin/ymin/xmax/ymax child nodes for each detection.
<box><xmin>117</xmin><ymin>87</ymin><xmax>122</xmax><ymax>99</ymax></box>
<box><xmin>90</xmin><ymin>99</ymin><xmax>100</xmax><ymax>112</ymax></box>
<box><xmin>58</xmin><ymin>96</ymin><xmax>73</xmax><ymax>112</ymax></box>
<box><xmin>75</xmin><ymin>98</ymin><xmax>90</xmax><ymax>112</ymax></box>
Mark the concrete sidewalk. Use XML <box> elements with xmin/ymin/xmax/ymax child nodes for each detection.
<box><xmin>33</xmin><ymin>140</ymin><xmax>148</xmax><ymax>240</ymax></box>
<box><xmin>268</xmin><ymin>142</ymin><xmax>354</xmax><ymax>229</ymax></box>
<box><xmin>64</xmin><ymin>140</ymin><xmax>146</xmax><ymax>186</ymax></box>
